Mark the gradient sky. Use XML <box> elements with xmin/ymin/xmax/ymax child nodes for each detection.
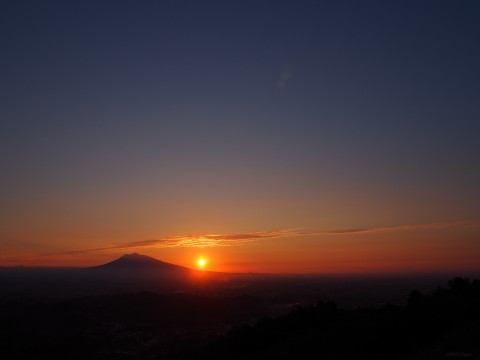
<box><xmin>1</xmin><ymin>0</ymin><xmax>479</xmax><ymax>273</ymax></box>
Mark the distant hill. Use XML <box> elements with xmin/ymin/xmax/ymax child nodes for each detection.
<box><xmin>91</xmin><ymin>253</ymin><xmax>193</xmax><ymax>273</ymax></box>
<box><xmin>84</xmin><ymin>253</ymin><xmax>210</xmax><ymax>288</ymax></box>
<box><xmin>0</xmin><ymin>253</ymin><xmax>217</xmax><ymax>299</ymax></box>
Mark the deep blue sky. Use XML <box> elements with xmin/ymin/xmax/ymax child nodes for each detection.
<box><xmin>1</xmin><ymin>0</ymin><xmax>479</xmax><ymax>270</ymax></box>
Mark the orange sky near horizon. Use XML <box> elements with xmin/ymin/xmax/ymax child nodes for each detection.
<box><xmin>1</xmin><ymin>222</ymin><xmax>479</xmax><ymax>274</ymax></box>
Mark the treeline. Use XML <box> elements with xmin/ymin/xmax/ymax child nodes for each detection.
<box><xmin>174</xmin><ymin>277</ymin><xmax>480</xmax><ymax>360</ymax></box>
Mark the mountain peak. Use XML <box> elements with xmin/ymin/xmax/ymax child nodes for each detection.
<box><xmin>94</xmin><ymin>253</ymin><xmax>190</xmax><ymax>272</ymax></box>
<box><xmin>120</xmin><ymin>252</ymin><xmax>150</xmax><ymax>260</ymax></box>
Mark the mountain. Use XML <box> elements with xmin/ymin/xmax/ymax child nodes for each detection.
<box><xmin>87</xmin><ymin>253</ymin><xmax>203</xmax><ymax>286</ymax></box>
<box><xmin>0</xmin><ymin>254</ymin><xmax>234</xmax><ymax>299</ymax></box>
<box><xmin>92</xmin><ymin>253</ymin><xmax>192</xmax><ymax>272</ymax></box>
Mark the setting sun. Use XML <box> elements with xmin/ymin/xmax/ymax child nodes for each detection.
<box><xmin>198</xmin><ymin>259</ymin><xmax>206</xmax><ymax>266</ymax></box>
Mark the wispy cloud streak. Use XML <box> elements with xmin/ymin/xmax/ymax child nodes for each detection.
<box><xmin>56</xmin><ymin>221</ymin><xmax>474</xmax><ymax>256</ymax></box>
<box><xmin>300</xmin><ymin>221</ymin><xmax>474</xmax><ymax>236</ymax></box>
<box><xmin>57</xmin><ymin>229</ymin><xmax>294</xmax><ymax>255</ymax></box>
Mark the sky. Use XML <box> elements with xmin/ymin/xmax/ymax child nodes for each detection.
<box><xmin>1</xmin><ymin>0</ymin><xmax>479</xmax><ymax>273</ymax></box>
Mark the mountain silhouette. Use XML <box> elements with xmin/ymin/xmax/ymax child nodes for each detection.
<box><xmin>0</xmin><ymin>253</ymin><xmax>232</xmax><ymax>298</ymax></box>
<box><xmin>81</xmin><ymin>253</ymin><xmax>210</xmax><ymax>292</ymax></box>
<box><xmin>93</xmin><ymin>253</ymin><xmax>192</xmax><ymax>272</ymax></box>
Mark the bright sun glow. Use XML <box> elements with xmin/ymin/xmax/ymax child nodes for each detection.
<box><xmin>198</xmin><ymin>259</ymin><xmax>206</xmax><ymax>266</ymax></box>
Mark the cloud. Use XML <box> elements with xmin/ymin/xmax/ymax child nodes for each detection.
<box><xmin>55</xmin><ymin>221</ymin><xmax>475</xmax><ymax>256</ymax></box>
<box><xmin>56</xmin><ymin>229</ymin><xmax>294</xmax><ymax>255</ymax></box>
<box><xmin>301</xmin><ymin>221</ymin><xmax>475</xmax><ymax>236</ymax></box>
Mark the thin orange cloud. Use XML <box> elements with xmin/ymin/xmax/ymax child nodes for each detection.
<box><xmin>301</xmin><ymin>221</ymin><xmax>475</xmax><ymax>235</ymax></box>
<box><xmin>56</xmin><ymin>229</ymin><xmax>294</xmax><ymax>255</ymax></box>
<box><xmin>55</xmin><ymin>221</ymin><xmax>474</xmax><ymax>256</ymax></box>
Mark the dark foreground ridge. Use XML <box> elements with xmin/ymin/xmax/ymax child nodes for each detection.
<box><xmin>1</xmin><ymin>277</ymin><xmax>480</xmax><ymax>359</ymax></box>
<box><xmin>188</xmin><ymin>277</ymin><xmax>480</xmax><ymax>360</ymax></box>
